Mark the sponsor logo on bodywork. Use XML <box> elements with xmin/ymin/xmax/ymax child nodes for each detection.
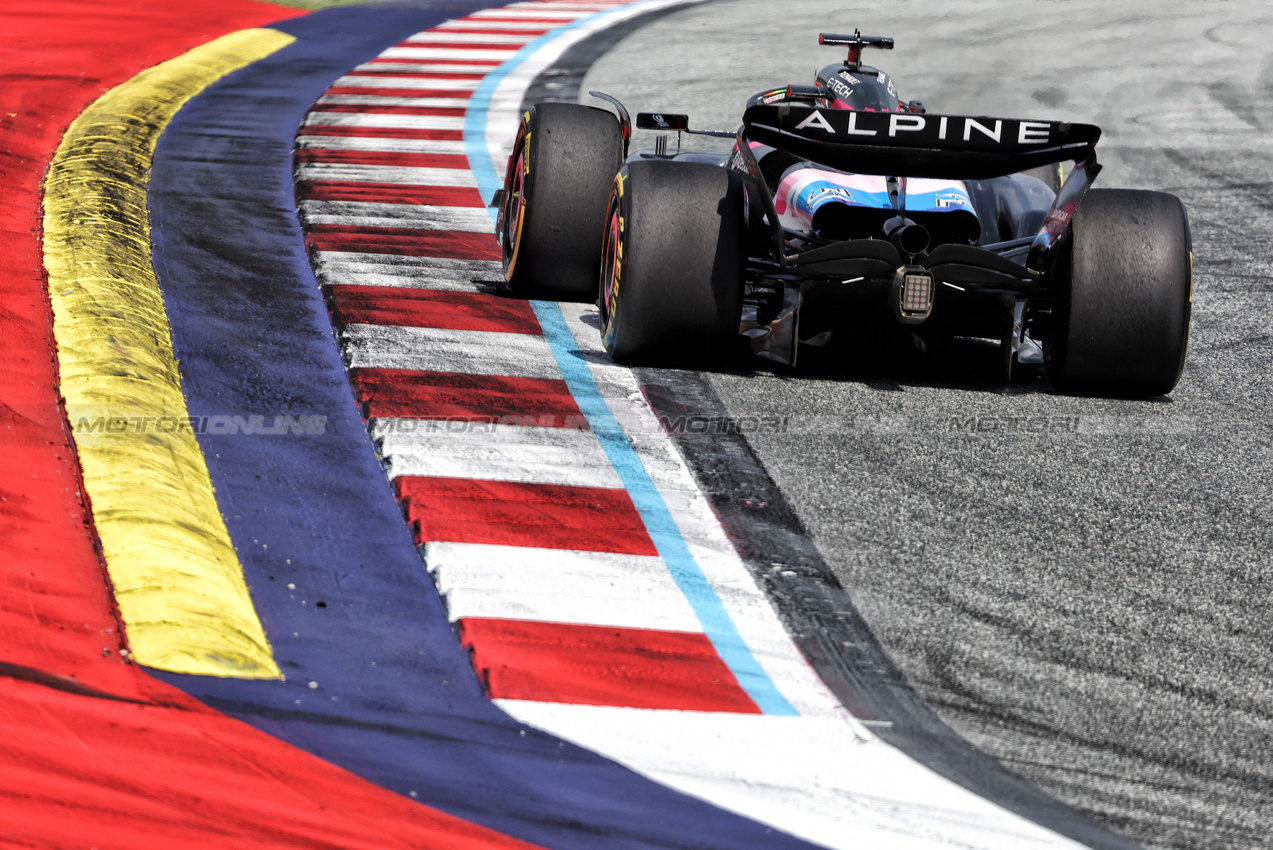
<box><xmin>935</xmin><ymin>192</ymin><xmax>970</xmax><ymax>209</ymax></box>
<box><xmin>767</xmin><ymin>107</ymin><xmax>1071</xmax><ymax>149</ymax></box>
<box><xmin>806</xmin><ymin>185</ymin><xmax>855</xmax><ymax>205</ymax></box>
<box><xmin>825</xmin><ymin>74</ymin><xmax>855</xmax><ymax>103</ymax></box>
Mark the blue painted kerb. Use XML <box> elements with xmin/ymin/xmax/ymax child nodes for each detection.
<box><xmin>145</xmin><ymin>2</ymin><xmax>813</xmax><ymax>849</ymax></box>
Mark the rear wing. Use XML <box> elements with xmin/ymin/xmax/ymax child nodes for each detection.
<box><xmin>732</xmin><ymin>104</ymin><xmax>1103</xmax><ymax>271</ymax></box>
<box><xmin>741</xmin><ymin>104</ymin><xmax>1100</xmax><ymax>179</ymax></box>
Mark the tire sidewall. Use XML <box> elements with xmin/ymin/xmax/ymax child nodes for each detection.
<box><xmin>599</xmin><ymin>160</ymin><xmax>745</xmax><ymax>365</ymax></box>
<box><xmin>1047</xmin><ymin>189</ymin><xmax>1193</xmax><ymax>397</ymax></box>
<box><xmin>500</xmin><ymin>103</ymin><xmax>623</xmax><ymax>300</ymax></box>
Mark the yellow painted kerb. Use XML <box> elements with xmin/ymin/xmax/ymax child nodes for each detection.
<box><xmin>42</xmin><ymin>28</ymin><xmax>295</xmax><ymax>678</ymax></box>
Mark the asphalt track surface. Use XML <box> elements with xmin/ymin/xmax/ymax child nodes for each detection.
<box><xmin>3</xmin><ymin>0</ymin><xmax>1267</xmax><ymax>846</ymax></box>
<box><xmin>582</xmin><ymin>2</ymin><xmax>1273</xmax><ymax>849</ymax></box>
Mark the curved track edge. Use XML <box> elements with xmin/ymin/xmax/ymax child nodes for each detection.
<box><xmin>529</xmin><ymin>15</ymin><xmax>1144</xmax><ymax>850</ymax></box>
<box><xmin>288</xmin><ymin>3</ymin><xmax>1137</xmax><ymax>849</ymax></box>
<box><xmin>144</xmin><ymin>4</ymin><xmax>827</xmax><ymax>849</ymax></box>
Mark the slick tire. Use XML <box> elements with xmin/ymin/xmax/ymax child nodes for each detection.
<box><xmin>500</xmin><ymin>103</ymin><xmax>623</xmax><ymax>300</ymax></box>
<box><xmin>598</xmin><ymin>160</ymin><xmax>745</xmax><ymax>365</ymax></box>
<box><xmin>1045</xmin><ymin>189</ymin><xmax>1193</xmax><ymax>397</ymax></box>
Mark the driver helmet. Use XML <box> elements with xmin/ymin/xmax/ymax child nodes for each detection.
<box><xmin>818</xmin><ymin>66</ymin><xmax>901</xmax><ymax>112</ymax></box>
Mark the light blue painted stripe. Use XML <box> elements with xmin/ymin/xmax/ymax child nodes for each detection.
<box><xmin>464</xmin><ymin>12</ymin><xmax>602</xmax><ymax>209</ymax></box>
<box><xmin>466</xmin><ymin>0</ymin><xmax>697</xmax><ymax>210</ymax></box>
<box><xmin>465</xmin><ymin>0</ymin><xmax>795</xmax><ymax>715</ymax></box>
<box><xmin>531</xmin><ymin>302</ymin><xmax>797</xmax><ymax>716</ymax></box>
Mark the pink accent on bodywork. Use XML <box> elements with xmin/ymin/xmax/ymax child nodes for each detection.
<box><xmin>775</xmin><ymin>167</ymin><xmax>972</xmax><ymax>235</ymax></box>
<box><xmin>774</xmin><ymin>168</ymin><xmax>890</xmax><ymax>232</ymax></box>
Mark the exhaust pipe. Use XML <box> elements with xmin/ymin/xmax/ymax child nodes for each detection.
<box><xmin>884</xmin><ymin>216</ymin><xmax>929</xmax><ymax>257</ymax></box>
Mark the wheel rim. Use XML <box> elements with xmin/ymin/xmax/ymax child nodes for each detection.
<box><xmin>502</xmin><ymin>144</ymin><xmax>527</xmax><ymax>273</ymax></box>
<box><xmin>599</xmin><ymin>197</ymin><xmax>622</xmax><ymax>331</ymax></box>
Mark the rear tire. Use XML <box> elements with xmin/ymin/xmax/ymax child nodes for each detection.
<box><xmin>599</xmin><ymin>160</ymin><xmax>745</xmax><ymax>365</ymax></box>
<box><xmin>500</xmin><ymin>103</ymin><xmax>622</xmax><ymax>300</ymax></box>
<box><xmin>1045</xmin><ymin>189</ymin><xmax>1192</xmax><ymax>397</ymax></box>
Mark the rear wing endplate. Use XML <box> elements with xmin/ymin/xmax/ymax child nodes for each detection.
<box><xmin>742</xmin><ymin>104</ymin><xmax>1100</xmax><ymax>179</ymax></box>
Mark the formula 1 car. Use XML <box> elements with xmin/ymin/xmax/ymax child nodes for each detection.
<box><xmin>494</xmin><ymin>31</ymin><xmax>1193</xmax><ymax>397</ymax></box>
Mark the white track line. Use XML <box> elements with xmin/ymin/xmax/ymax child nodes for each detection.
<box><xmin>492</xmin><ymin>2</ymin><xmax>619</xmax><ymax>10</ymax></box>
<box><xmin>469</xmin><ymin>8</ymin><xmax>599</xmax><ymax>19</ymax></box>
<box><xmin>427</xmin><ymin>542</ymin><xmax>703</xmax><ymax>632</ymax></box>
<box><xmin>381</xmin><ymin>47</ymin><xmax>521</xmax><ymax>62</ymax></box>
<box><xmin>373</xmin><ymin>421</ymin><xmax>623</xmax><ymax>488</ymax></box>
<box><xmin>296</xmin><ymin>163</ymin><xmax>477</xmax><ymax>186</ymax></box>
<box><xmin>333</xmin><ymin>75</ymin><xmax>479</xmax><ymax>90</ymax></box>
<box><xmin>341</xmin><ymin>324</ymin><xmax>559</xmax><ymax>378</ymax></box>
<box><xmin>316</xmin><ymin>95</ymin><xmax>473</xmax><ymax>108</ymax></box>
<box><xmin>319</xmin><ymin>271</ymin><xmax>491</xmax><ymax>292</ymax></box>
<box><xmin>351</xmin><ymin>62</ymin><xmax>502</xmax><ymax>74</ymax></box>
<box><xmin>497</xmin><ymin>703</ymin><xmax>1083</xmax><ymax>850</ymax></box>
<box><xmin>303</xmin><ymin>213</ymin><xmax>491</xmax><ymax>232</ymax></box>
<box><xmin>302</xmin><ymin>113</ymin><xmax>468</xmax><ymax>131</ymax></box>
<box><xmin>296</xmin><ymin>136</ymin><xmax>470</xmax><ymax>154</ymax></box>
<box><xmin>436</xmin><ymin>20</ymin><xmax>559</xmax><ymax>31</ymax></box>
<box><xmin>300</xmin><ymin>201</ymin><xmax>494</xmax><ymax>232</ymax></box>
<box><xmin>315</xmin><ymin>253</ymin><xmax>502</xmax><ymax>276</ymax></box>
<box><xmin>295</xmin><ymin>136</ymin><xmax>471</xmax><ymax>155</ymax></box>
<box><xmin>313</xmin><ymin>254</ymin><xmax>503</xmax><ymax>291</ymax></box>
<box><xmin>530</xmin><ymin>1</ymin><xmax>637</xmax><ymax>6</ymax></box>
<box><xmin>404</xmin><ymin>32</ymin><xmax>539</xmax><ymax>45</ymax></box>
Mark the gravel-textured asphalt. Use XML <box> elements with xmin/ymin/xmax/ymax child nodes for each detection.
<box><xmin>583</xmin><ymin>3</ymin><xmax>1273</xmax><ymax>849</ymax></box>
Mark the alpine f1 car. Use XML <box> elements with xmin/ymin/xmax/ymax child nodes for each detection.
<box><xmin>495</xmin><ymin>31</ymin><xmax>1193</xmax><ymax>397</ymax></box>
